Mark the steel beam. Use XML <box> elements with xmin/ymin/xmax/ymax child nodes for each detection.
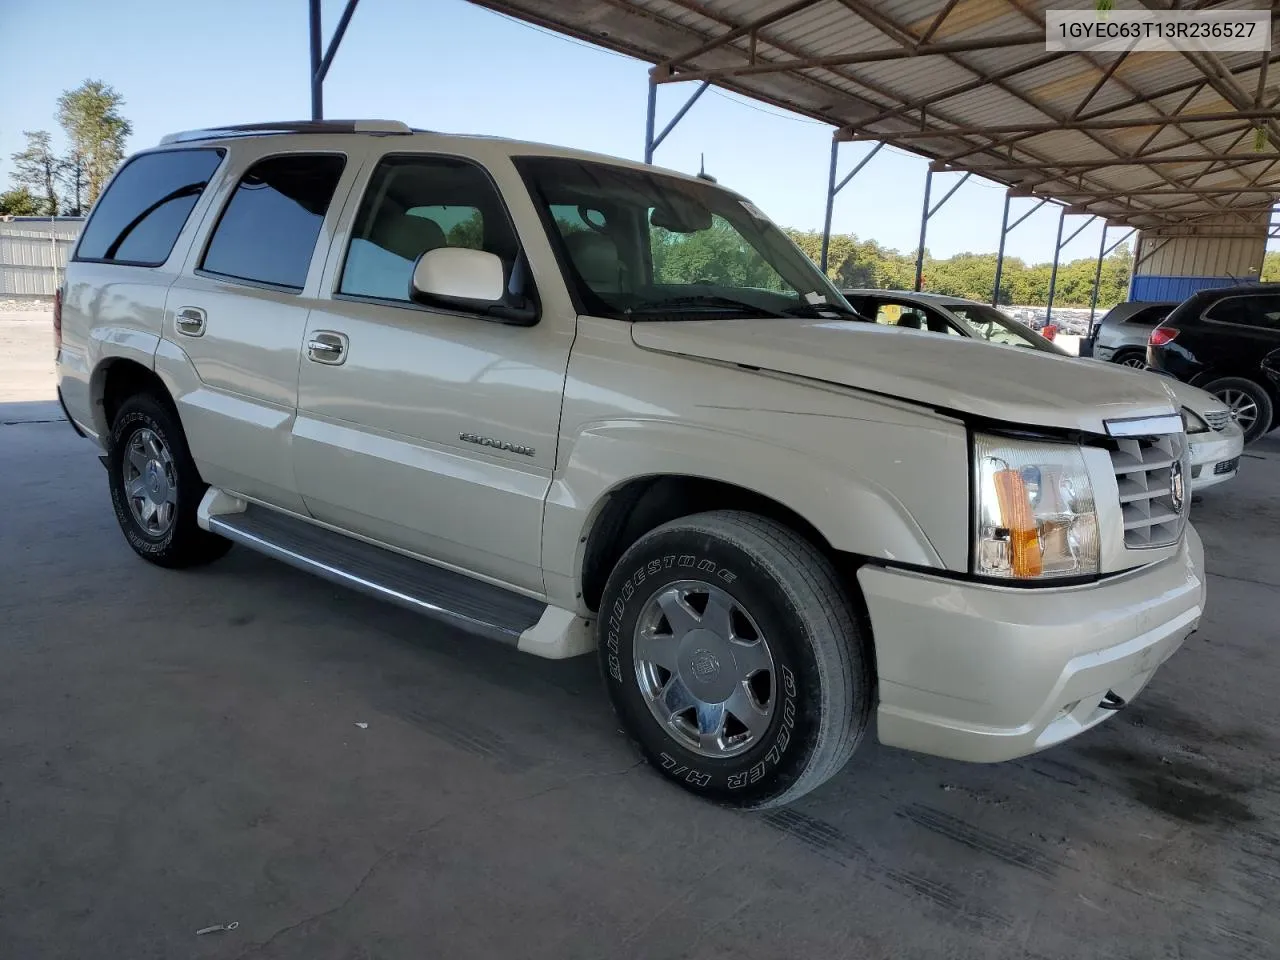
<box><xmin>841</xmin><ymin>110</ymin><xmax>1280</xmax><ymax>142</ymax></box>
<box><xmin>911</xmin><ymin>169</ymin><xmax>969</xmax><ymax>292</ymax></box>
<box><xmin>659</xmin><ymin>0</ymin><xmax>818</xmax><ymax>68</ymax></box>
<box><xmin>935</xmin><ymin>153</ymin><xmax>1280</xmax><ymax>172</ymax></box>
<box><xmin>644</xmin><ymin>77</ymin><xmax>710</xmax><ymax>164</ymax></box>
<box><xmin>316</xmin><ymin>0</ymin><xmax>360</xmax><ymax>83</ymax></box>
<box><xmin>992</xmin><ymin>196</ymin><xmax>1050</xmax><ymax>305</ymax></box>
<box><xmin>658</xmin><ymin>32</ymin><xmax>1046</xmax><ymax>83</ymax></box>
<box><xmin>1045</xmin><ymin>209</ymin><xmax>1068</xmax><ymax>324</ymax></box>
<box><xmin>309</xmin><ymin>0</ymin><xmax>323</xmax><ymax>120</ymax></box>
<box><xmin>820</xmin><ymin>140</ymin><xmax>884</xmax><ymax>272</ymax></box>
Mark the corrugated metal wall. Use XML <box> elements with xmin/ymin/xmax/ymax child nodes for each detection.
<box><xmin>0</xmin><ymin>218</ymin><xmax>85</xmax><ymax>297</ymax></box>
<box><xmin>1130</xmin><ymin>212</ymin><xmax>1268</xmax><ymax>302</ymax></box>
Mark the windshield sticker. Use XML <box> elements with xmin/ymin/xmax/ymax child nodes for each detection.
<box><xmin>805</xmin><ymin>292</ymin><xmax>828</xmax><ymax>304</ymax></box>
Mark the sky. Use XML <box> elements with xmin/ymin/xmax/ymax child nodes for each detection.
<box><xmin>0</xmin><ymin>0</ymin><xmax>1269</xmax><ymax>265</ymax></box>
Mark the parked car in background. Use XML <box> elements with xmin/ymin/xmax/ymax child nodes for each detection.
<box><xmin>844</xmin><ymin>290</ymin><xmax>1244</xmax><ymax>491</ymax></box>
<box><xmin>1147</xmin><ymin>284</ymin><xmax>1280</xmax><ymax>444</ymax></box>
<box><xmin>1087</xmin><ymin>300</ymin><xmax>1177</xmax><ymax>367</ymax></box>
<box><xmin>54</xmin><ymin>122</ymin><xmax>1208</xmax><ymax>808</ymax></box>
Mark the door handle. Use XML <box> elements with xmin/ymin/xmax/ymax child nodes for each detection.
<box><xmin>307</xmin><ymin>331</ymin><xmax>348</xmax><ymax>365</ymax></box>
<box><xmin>175</xmin><ymin>307</ymin><xmax>206</xmax><ymax>337</ymax></box>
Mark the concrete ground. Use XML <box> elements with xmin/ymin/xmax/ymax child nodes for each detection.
<box><xmin>2</xmin><ymin>313</ymin><xmax>1277</xmax><ymax>960</ymax></box>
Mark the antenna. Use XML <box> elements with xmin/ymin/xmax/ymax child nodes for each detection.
<box><xmin>696</xmin><ymin>153</ymin><xmax>717</xmax><ymax>183</ymax></box>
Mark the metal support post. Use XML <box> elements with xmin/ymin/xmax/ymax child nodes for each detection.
<box><xmin>1089</xmin><ymin>225</ymin><xmax>1109</xmax><ymax>325</ymax></box>
<box><xmin>309</xmin><ymin>0</ymin><xmax>323</xmax><ymax>120</ymax></box>
<box><xmin>914</xmin><ymin>169</ymin><xmax>932</xmax><ymax>292</ymax></box>
<box><xmin>644</xmin><ymin>77</ymin><xmax>709</xmax><ymax>164</ymax></box>
<box><xmin>820</xmin><ymin>139</ymin><xmax>884</xmax><ymax>273</ymax></box>
<box><xmin>992</xmin><ymin>193</ymin><xmax>1011</xmax><ymax>305</ymax></box>
<box><xmin>309</xmin><ymin>0</ymin><xmax>361</xmax><ymax>122</ymax></box>
<box><xmin>913</xmin><ymin>169</ymin><xmax>969</xmax><ymax>291</ymax></box>
<box><xmin>992</xmin><ymin>196</ymin><xmax>1050</xmax><ymax>305</ymax></box>
<box><xmin>1046</xmin><ymin>211</ymin><xmax>1099</xmax><ymax>323</ymax></box>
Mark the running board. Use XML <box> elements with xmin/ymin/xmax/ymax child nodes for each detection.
<box><xmin>205</xmin><ymin>504</ymin><xmax>547</xmax><ymax>646</ymax></box>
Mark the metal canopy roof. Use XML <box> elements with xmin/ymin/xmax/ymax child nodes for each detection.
<box><xmin>467</xmin><ymin>0</ymin><xmax>1280</xmax><ymax>231</ymax></box>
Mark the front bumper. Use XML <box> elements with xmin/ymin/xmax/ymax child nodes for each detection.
<box><xmin>857</xmin><ymin>525</ymin><xmax>1205</xmax><ymax>763</ymax></box>
<box><xmin>1187</xmin><ymin>425</ymin><xmax>1244</xmax><ymax>491</ymax></box>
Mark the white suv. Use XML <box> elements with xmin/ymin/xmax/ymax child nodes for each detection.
<box><xmin>56</xmin><ymin>121</ymin><xmax>1206</xmax><ymax>808</ymax></box>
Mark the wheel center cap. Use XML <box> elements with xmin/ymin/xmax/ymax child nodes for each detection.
<box><xmin>676</xmin><ymin>629</ymin><xmax>739</xmax><ymax>703</ymax></box>
<box><xmin>146</xmin><ymin>461</ymin><xmax>167</xmax><ymax>500</ymax></box>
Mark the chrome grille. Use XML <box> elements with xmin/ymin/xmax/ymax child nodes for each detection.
<box><xmin>1109</xmin><ymin>432</ymin><xmax>1188</xmax><ymax>549</ymax></box>
<box><xmin>1204</xmin><ymin>409</ymin><xmax>1232</xmax><ymax>432</ymax></box>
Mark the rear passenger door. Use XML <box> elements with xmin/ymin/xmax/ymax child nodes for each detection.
<box><xmin>292</xmin><ymin>151</ymin><xmax>572</xmax><ymax>594</ymax></box>
<box><xmin>1202</xmin><ymin>295</ymin><xmax>1280</xmax><ymax>374</ymax></box>
<box><xmin>160</xmin><ymin>151</ymin><xmax>353</xmax><ymax>513</ymax></box>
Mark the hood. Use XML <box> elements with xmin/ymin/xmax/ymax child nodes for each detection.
<box><xmin>631</xmin><ymin>318</ymin><xmax>1178</xmax><ymax>434</ymax></box>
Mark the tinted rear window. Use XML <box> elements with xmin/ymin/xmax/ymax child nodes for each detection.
<box><xmin>75</xmin><ymin>149</ymin><xmax>225</xmax><ymax>265</ymax></box>
<box><xmin>201</xmin><ymin>153</ymin><xmax>346</xmax><ymax>290</ymax></box>
<box><xmin>1126</xmin><ymin>305</ymin><xmax>1171</xmax><ymax>326</ymax></box>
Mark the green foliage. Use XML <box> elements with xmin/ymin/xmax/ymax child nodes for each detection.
<box><xmin>10</xmin><ymin>131</ymin><xmax>59</xmax><ymax>215</ymax></box>
<box><xmin>653</xmin><ymin>217</ymin><xmax>788</xmax><ymax>291</ymax></box>
<box><xmin>1262</xmin><ymin>250</ymin><xmax>1280</xmax><ymax>282</ymax></box>
<box><xmin>0</xmin><ymin>187</ymin><xmax>43</xmax><ymax>216</ymax></box>
<box><xmin>446</xmin><ymin>210</ymin><xmax>485</xmax><ymax>249</ymax></box>
<box><xmin>56</xmin><ymin>80</ymin><xmax>132</xmax><ymax>208</ymax></box>
<box><xmin>786</xmin><ymin>227</ymin><xmax>1132</xmax><ymax>307</ymax></box>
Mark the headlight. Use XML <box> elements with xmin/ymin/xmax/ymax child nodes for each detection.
<box><xmin>1181</xmin><ymin>407</ymin><xmax>1210</xmax><ymax>434</ymax></box>
<box><xmin>974</xmin><ymin>433</ymin><xmax>1099</xmax><ymax>580</ymax></box>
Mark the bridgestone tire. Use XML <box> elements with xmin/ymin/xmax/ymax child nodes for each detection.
<box><xmin>107</xmin><ymin>393</ymin><xmax>232</xmax><ymax>569</ymax></box>
<box><xmin>598</xmin><ymin>510</ymin><xmax>872</xmax><ymax>808</ymax></box>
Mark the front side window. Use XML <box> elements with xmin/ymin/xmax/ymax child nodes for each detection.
<box><xmin>515</xmin><ymin>156</ymin><xmax>850</xmax><ymax>320</ymax></box>
<box><xmin>341</xmin><ymin>155</ymin><xmax>521</xmax><ymax>302</ymax></box>
<box><xmin>201</xmin><ymin>153</ymin><xmax>346</xmax><ymax>290</ymax></box>
<box><xmin>76</xmin><ymin>148</ymin><xmax>224</xmax><ymax>265</ymax></box>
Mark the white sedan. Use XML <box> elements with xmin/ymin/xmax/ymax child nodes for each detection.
<box><xmin>843</xmin><ymin>290</ymin><xmax>1245</xmax><ymax>491</ymax></box>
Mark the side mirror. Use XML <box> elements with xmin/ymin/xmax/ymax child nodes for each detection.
<box><xmin>410</xmin><ymin>247</ymin><xmax>537</xmax><ymax>325</ymax></box>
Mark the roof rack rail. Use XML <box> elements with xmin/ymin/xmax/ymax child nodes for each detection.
<box><xmin>159</xmin><ymin>119</ymin><xmax>413</xmax><ymax>145</ymax></box>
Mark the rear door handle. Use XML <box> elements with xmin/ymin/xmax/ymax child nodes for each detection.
<box><xmin>175</xmin><ymin>306</ymin><xmax>206</xmax><ymax>337</ymax></box>
<box><xmin>307</xmin><ymin>331</ymin><xmax>348</xmax><ymax>365</ymax></box>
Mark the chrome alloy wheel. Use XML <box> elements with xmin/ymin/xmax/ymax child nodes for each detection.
<box><xmin>122</xmin><ymin>427</ymin><xmax>178</xmax><ymax>536</ymax></box>
<box><xmin>1120</xmin><ymin>356</ymin><xmax>1147</xmax><ymax>369</ymax></box>
<box><xmin>1217</xmin><ymin>388</ymin><xmax>1259</xmax><ymax>435</ymax></box>
<box><xmin>633</xmin><ymin>580</ymin><xmax>775</xmax><ymax>759</ymax></box>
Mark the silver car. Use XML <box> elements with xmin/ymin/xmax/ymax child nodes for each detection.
<box><xmin>1089</xmin><ymin>301</ymin><xmax>1177</xmax><ymax>368</ymax></box>
<box><xmin>843</xmin><ymin>290</ymin><xmax>1244</xmax><ymax>491</ymax></box>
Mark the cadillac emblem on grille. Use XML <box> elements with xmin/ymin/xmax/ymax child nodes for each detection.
<box><xmin>1170</xmin><ymin>457</ymin><xmax>1185</xmax><ymax>514</ymax></box>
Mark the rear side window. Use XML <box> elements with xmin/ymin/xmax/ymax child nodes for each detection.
<box><xmin>1205</xmin><ymin>295</ymin><xmax>1280</xmax><ymax>329</ymax></box>
<box><xmin>75</xmin><ymin>149</ymin><xmax>224</xmax><ymax>265</ymax></box>
<box><xmin>201</xmin><ymin>153</ymin><xmax>346</xmax><ymax>290</ymax></box>
<box><xmin>1126</xmin><ymin>305</ymin><xmax>1171</xmax><ymax>326</ymax></box>
<box><xmin>340</xmin><ymin>154</ymin><xmax>520</xmax><ymax>302</ymax></box>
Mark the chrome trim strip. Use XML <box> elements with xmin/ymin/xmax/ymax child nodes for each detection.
<box><xmin>207</xmin><ymin>517</ymin><xmax>530</xmax><ymax>646</ymax></box>
<box><xmin>1105</xmin><ymin>414</ymin><xmax>1183</xmax><ymax>438</ymax></box>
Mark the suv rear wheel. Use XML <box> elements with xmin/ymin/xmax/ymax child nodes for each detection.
<box><xmin>598</xmin><ymin>510</ymin><xmax>871</xmax><ymax>808</ymax></box>
<box><xmin>107</xmin><ymin>393</ymin><xmax>232</xmax><ymax>568</ymax></box>
<box><xmin>1204</xmin><ymin>377</ymin><xmax>1273</xmax><ymax>444</ymax></box>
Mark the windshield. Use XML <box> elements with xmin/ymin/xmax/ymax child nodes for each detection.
<box><xmin>945</xmin><ymin>303</ymin><xmax>1064</xmax><ymax>354</ymax></box>
<box><xmin>514</xmin><ymin>156</ymin><xmax>851</xmax><ymax>320</ymax></box>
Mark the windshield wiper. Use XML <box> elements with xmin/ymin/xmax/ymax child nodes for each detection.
<box><xmin>626</xmin><ymin>295</ymin><xmax>789</xmax><ymax>319</ymax></box>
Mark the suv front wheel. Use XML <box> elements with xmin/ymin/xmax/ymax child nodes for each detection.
<box><xmin>598</xmin><ymin>510</ymin><xmax>872</xmax><ymax>808</ymax></box>
<box><xmin>107</xmin><ymin>393</ymin><xmax>232</xmax><ymax>568</ymax></box>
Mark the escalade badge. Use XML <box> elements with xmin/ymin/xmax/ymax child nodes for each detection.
<box><xmin>1170</xmin><ymin>458</ymin><xmax>1185</xmax><ymax>514</ymax></box>
<box><xmin>459</xmin><ymin>433</ymin><xmax>535</xmax><ymax>457</ymax></box>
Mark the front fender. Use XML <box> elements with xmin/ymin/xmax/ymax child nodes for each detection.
<box><xmin>542</xmin><ymin>418</ymin><xmax>959</xmax><ymax>608</ymax></box>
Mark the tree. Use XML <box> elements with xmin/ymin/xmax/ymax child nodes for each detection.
<box><xmin>57</xmin><ymin>80</ymin><xmax>132</xmax><ymax>208</ymax></box>
<box><xmin>1263</xmin><ymin>249</ymin><xmax>1280</xmax><ymax>282</ymax></box>
<box><xmin>58</xmin><ymin>155</ymin><xmax>86</xmax><ymax>216</ymax></box>
<box><xmin>10</xmin><ymin>131</ymin><xmax>60</xmax><ymax>215</ymax></box>
<box><xmin>0</xmin><ymin>187</ymin><xmax>43</xmax><ymax>216</ymax></box>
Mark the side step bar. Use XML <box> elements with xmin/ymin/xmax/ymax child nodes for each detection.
<box><xmin>206</xmin><ymin>503</ymin><xmax>547</xmax><ymax>646</ymax></box>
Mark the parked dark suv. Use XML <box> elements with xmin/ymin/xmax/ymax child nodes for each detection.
<box><xmin>1147</xmin><ymin>284</ymin><xmax>1280</xmax><ymax>443</ymax></box>
<box><xmin>1088</xmin><ymin>301</ymin><xmax>1176</xmax><ymax>367</ymax></box>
